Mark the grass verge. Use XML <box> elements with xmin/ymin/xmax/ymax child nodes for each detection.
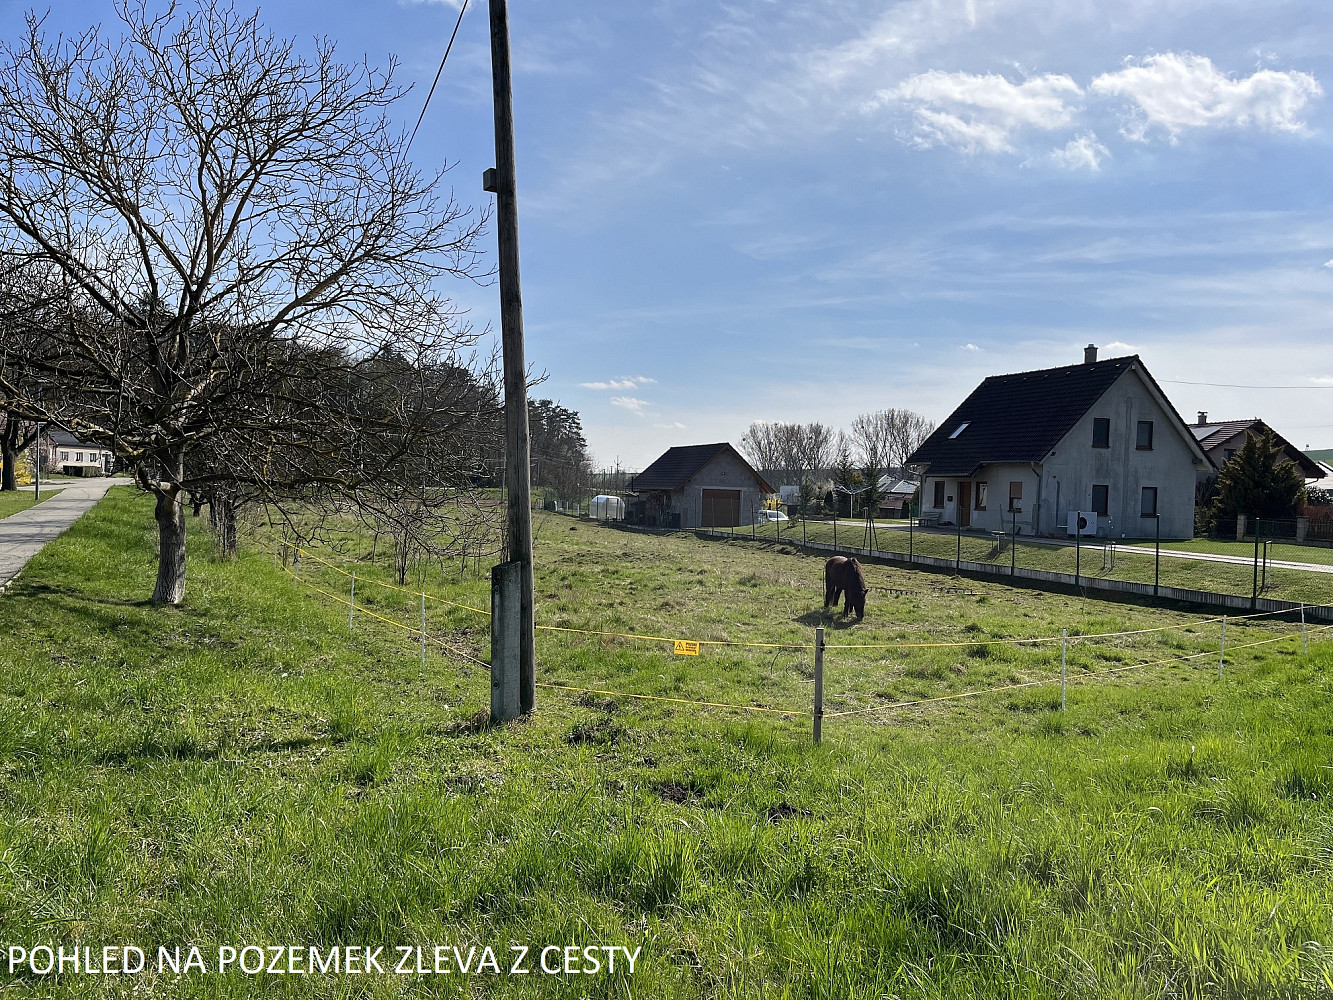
<box><xmin>1</xmin><ymin>489</ymin><xmax>1331</xmax><ymax>997</ymax></box>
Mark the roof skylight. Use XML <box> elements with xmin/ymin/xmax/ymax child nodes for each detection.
<box><xmin>948</xmin><ymin>422</ymin><xmax>970</xmax><ymax>439</ymax></box>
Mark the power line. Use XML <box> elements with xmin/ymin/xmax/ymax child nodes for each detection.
<box><xmin>406</xmin><ymin>0</ymin><xmax>470</xmax><ymax>154</ymax></box>
<box><xmin>1160</xmin><ymin>379</ymin><xmax>1333</xmax><ymax>389</ymax></box>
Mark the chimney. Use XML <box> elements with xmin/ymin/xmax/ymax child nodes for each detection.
<box><xmin>1197</xmin><ymin>411</ymin><xmax>1208</xmax><ymax>426</ymax></box>
<box><xmin>1083</xmin><ymin>344</ymin><xmax>1097</xmax><ymax>364</ymax></box>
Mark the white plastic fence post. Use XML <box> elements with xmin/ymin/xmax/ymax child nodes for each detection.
<box><xmin>349</xmin><ymin>573</ymin><xmax>356</xmax><ymax>629</ymax></box>
<box><xmin>814</xmin><ymin>627</ymin><xmax>825</xmax><ymax>745</ymax></box>
<box><xmin>1060</xmin><ymin>628</ymin><xmax>1067</xmax><ymax>712</ymax></box>
<box><xmin>420</xmin><ymin>590</ymin><xmax>427</xmax><ymax>670</ymax></box>
<box><xmin>1301</xmin><ymin>603</ymin><xmax>1308</xmax><ymax>655</ymax></box>
<box><xmin>1218</xmin><ymin>615</ymin><xmax>1227</xmax><ymax>678</ymax></box>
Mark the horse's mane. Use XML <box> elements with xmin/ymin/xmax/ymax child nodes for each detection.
<box><xmin>847</xmin><ymin>558</ymin><xmax>867</xmax><ymax>591</ymax></box>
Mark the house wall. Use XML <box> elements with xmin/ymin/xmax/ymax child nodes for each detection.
<box><xmin>921</xmin><ymin>371</ymin><xmax>1201</xmax><ymax>539</ymax></box>
<box><xmin>680</xmin><ymin>450</ymin><xmax>767</xmax><ymax>528</ymax></box>
<box><xmin>1039</xmin><ymin>370</ymin><xmax>1200</xmax><ymax>539</ymax></box>
<box><xmin>923</xmin><ymin>463</ymin><xmax>1041</xmax><ymax>535</ymax></box>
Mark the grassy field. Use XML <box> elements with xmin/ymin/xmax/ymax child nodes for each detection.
<box><xmin>0</xmin><ymin>488</ymin><xmax>63</xmax><ymax>520</ymax></box>
<box><xmin>1</xmin><ymin>488</ymin><xmax>1332</xmax><ymax>997</ymax></box>
<box><xmin>730</xmin><ymin>518</ymin><xmax>1333</xmax><ymax>607</ymax></box>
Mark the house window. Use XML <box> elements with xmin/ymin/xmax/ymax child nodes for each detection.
<box><xmin>1092</xmin><ymin>417</ymin><xmax>1110</xmax><ymax>449</ymax></box>
<box><xmin>75</xmin><ymin>452</ymin><xmax>83</xmax><ymax>462</ymax></box>
<box><xmin>1224</xmin><ymin>449</ymin><xmax>1236</xmax><ymax>462</ymax></box>
<box><xmin>1136</xmin><ymin>420</ymin><xmax>1154</xmax><ymax>450</ymax></box>
<box><xmin>60</xmin><ymin>451</ymin><xmax>69</xmax><ymax>461</ymax></box>
<box><xmin>932</xmin><ymin>481</ymin><xmax>945</xmax><ymax>508</ymax></box>
<box><xmin>1091</xmin><ymin>484</ymin><xmax>1109</xmax><ymax>516</ymax></box>
<box><xmin>975</xmin><ymin>482</ymin><xmax>988</xmax><ymax>510</ymax></box>
<box><xmin>1141</xmin><ymin>486</ymin><xmax>1158</xmax><ymax>517</ymax></box>
<box><xmin>948</xmin><ymin>422</ymin><xmax>970</xmax><ymax>439</ymax></box>
<box><xmin>1008</xmin><ymin>481</ymin><xmax>1023</xmax><ymax>511</ymax></box>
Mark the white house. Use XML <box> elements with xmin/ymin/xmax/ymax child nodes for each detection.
<box><xmin>45</xmin><ymin>430</ymin><xmax>112</xmax><ymax>477</ymax></box>
<box><xmin>907</xmin><ymin>347</ymin><xmax>1212</xmax><ymax>540</ymax></box>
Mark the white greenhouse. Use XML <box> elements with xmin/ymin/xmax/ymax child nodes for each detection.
<box><xmin>590</xmin><ymin>495</ymin><xmax>626</xmax><ymax>521</ymax></box>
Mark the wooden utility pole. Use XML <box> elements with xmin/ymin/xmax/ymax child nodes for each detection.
<box><xmin>486</xmin><ymin>0</ymin><xmax>535</xmax><ymax>720</ymax></box>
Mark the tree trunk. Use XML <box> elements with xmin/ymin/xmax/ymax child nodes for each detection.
<box><xmin>0</xmin><ymin>438</ymin><xmax>15</xmax><ymax>491</ymax></box>
<box><xmin>152</xmin><ymin>488</ymin><xmax>188</xmax><ymax>605</ymax></box>
<box><xmin>214</xmin><ymin>494</ymin><xmax>238</xmax><ymax>559</ymax></box>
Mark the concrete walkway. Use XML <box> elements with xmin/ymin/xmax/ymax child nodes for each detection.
<box><xmin>0</xmin><ymin>478</ymin><xmax>134</xmax><ymax>590</ymax></box>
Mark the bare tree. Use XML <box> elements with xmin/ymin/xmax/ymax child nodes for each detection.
<box><xmin>849</xmin><ymin>410</ymin><xmax>893</xmax><ymax>470</ymax></box>
<box><xmin>739</xmin><ymin>422</ymin><xmax>785</xmax><ymax>478</ymax></box>
<box><xmin>885</xmin><ymin>409</ymin><xmax>936</xmax><ymax>471</ymax></box>
<box><xmin>739</xmin><ymin>421</ymin><xmax>833</xmax><ymax>487</ymax></box>
<box><xmin>0</xmin><ymin>2</ymin><xmax>490</xmax><ymax>604</ymax></box>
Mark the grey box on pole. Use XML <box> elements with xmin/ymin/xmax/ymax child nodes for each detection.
<box><xmin>491</xmin><ymin>560</ymin><xmax>524</xmax><ymax>723</ymax></box>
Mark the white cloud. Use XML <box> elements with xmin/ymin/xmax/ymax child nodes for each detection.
<box><xmin>875</xmin><ymin>70</ymin><xmax>1081</xmax><ymax>153</ymax></box>
<box><xmin>610</xmin><ymin>396</ymin><xmax>651</xmax><ymax>415</ymax></box>
<box><xmin>1090</xmin><ymin>53</ymin><xmax>1322</xmax><ymax>142</ymax></box>
<box><xmin>1103</xmin><ymin>340</ymin><xmax>1137</xmax><ymax>352</ymax></box>
<box><xmin>1051</xmin><ymin>132</ymin><xmax>1109</xmax><ymax>171</ymax></box>
<box><xmin>653</xmin><ymin>422</ymin><xmax>687</xmax><ymax>430</ymax></box>
<box><xmin>1324</xmin><ymin>260</ymin><xmax>1333</xmax><ymax>268</ymax></box>
<box><xmin>961</xmin><ymin>342</ymin><xmax>983</xmax><ymax>351</ymax></box>
<box><xmin>580</xmin><ymin>376</ymin><xmax>656</xmax><ymax>390</ymax></box>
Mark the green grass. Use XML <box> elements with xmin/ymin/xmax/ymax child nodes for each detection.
<box><xmin>0</xmin><ymin>488</ymin><xmax>63</xmax><ymax>519</ymax></box>
<box><xmin>2</xmin><ymin>489</ymin><xmax>1332</xmax><ymax>997</ymax></box>
<box><xmin>734</xmin><ymin>518</ymin><xmax>1333</xmax><ymax>606</ymax></box>
<box><xmin>1160</xmin><ymin>535</ymin><xmax>1333</xmax><ymax>567</ymax></box>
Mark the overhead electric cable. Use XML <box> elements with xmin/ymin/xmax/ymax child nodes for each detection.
<box><xmin>1160</xmin><ymin>380</ymin><xmax>1333</xmax><ymax>389</ymax></box>
<box><xmin>406</xmin><ymin>0</ymin><xmax>470</xmax><ymax>154</ymax></box>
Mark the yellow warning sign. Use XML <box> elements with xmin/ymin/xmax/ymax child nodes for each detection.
<box><xmin>673</xmin><ymin>640</ymin><xmax>700</xmax><ymax>656</ymax></box>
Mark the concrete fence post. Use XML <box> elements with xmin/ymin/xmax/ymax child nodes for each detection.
<box><xmin>491</xmin><ymin>561</ymin><xmax>524</xmax><ymax>723</ymax></box>
<box><xmin>1296</xmin><ymin>517</ymin><xmax>1308</xmax><ymax>544</ymax></box>
<box><xmin>813</xmin><ymin>626</ymin><xmax>825</xmax><ymax>745</ymax></box>
<box><xmin>1235</xmin><ymin>514</ymin><xmax>1246</xmax><ymax>542</ymax></box>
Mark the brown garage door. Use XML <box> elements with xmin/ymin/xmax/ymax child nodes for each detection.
<box><xmin>701</xmin><ymin>489</ymin><xmax>741</xmax><ymax>528</ymax></box>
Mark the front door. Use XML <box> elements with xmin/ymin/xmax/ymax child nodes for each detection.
<box><xmin>957</xmin><ymin>482</ymin><xmax>972</xmax><ymax>527</ymax></box>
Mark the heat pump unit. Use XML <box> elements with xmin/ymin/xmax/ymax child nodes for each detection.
<box><xmin>1066</xmin><ymin>511</ymin><xmax>1097</xmax><ymax>536</ymax></box>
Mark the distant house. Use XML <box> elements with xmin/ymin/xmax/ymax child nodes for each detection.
<box><xmin>1191</xmin><ymin>414</ymin><xmax>1325</xmax><ymax>484</ymax></box>
<box><xmin>907</xmin><ymin>346</ymin><xmax>1212</xmax><ymax>540</ymax></box>
<box><xmin>43</xmin><ymin>430</ymin><xmax>112</xmax><ymax>477</ymax></box>
<box><xmin>876</xmin><ymin>476</ymin><xmax>920</xmax><ymax>518</ymax></box>
<box><xmin>626</xmin><ymin>443</ymin><xmax>776</xmax><ymax>528</ymax></box>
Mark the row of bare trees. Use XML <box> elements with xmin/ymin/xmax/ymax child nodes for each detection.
<box><xmin>739</xmin><ymin>409</ymin><xmax>935</xmax><ymax>487</ymax></box>
<box><xmin>0</xmin><ymin>1</ymin><xmax>507</xmax><ymax>605</ymax></box>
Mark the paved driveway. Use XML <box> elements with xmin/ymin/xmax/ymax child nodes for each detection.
<box><xmin>0</xmin><ymin>478</ymin><xmax>134</xmax><ymax>590</ymax></box>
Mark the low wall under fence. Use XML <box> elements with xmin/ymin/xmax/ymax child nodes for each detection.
<box><xmin>685</xmin><ymin>527</ymin><xmax>1333</xmax><ymax>626</ymax></box>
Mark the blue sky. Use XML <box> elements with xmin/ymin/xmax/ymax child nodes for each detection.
<box><xmin>7</xmin><ymin>0</ymin><xmax>1332</xmax><ymax>468</ymax></box>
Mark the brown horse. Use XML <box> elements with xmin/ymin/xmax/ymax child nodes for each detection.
<box><xmin>824</xmin><ymin>556</ymin><xmax>868</xmax><ymax>619</ymax></box>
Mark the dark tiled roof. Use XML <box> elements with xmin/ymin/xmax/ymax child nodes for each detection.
<box><xmin>628</xmin><ymin>443</ymin><xmax>775</xmax><ymax>493</ymax></box>
<box><xmin>49</xmin><ymin>430</ymin><xmax>102</xmax><ymax>449</ymax></box>
<box><xmin>907</xmin><ymin>356</ymin><xmax>1137</xmax><ymax>477</ymax></box>
<box><xmin>1194</xmin><ymin>419</ymin><xmax>1325</xmax><ymax>479</ymax></box>
<box><xmin>1191</xmin><ymin>420</ymin><xmax>1256</xmax><ymax>451</ymax></box>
